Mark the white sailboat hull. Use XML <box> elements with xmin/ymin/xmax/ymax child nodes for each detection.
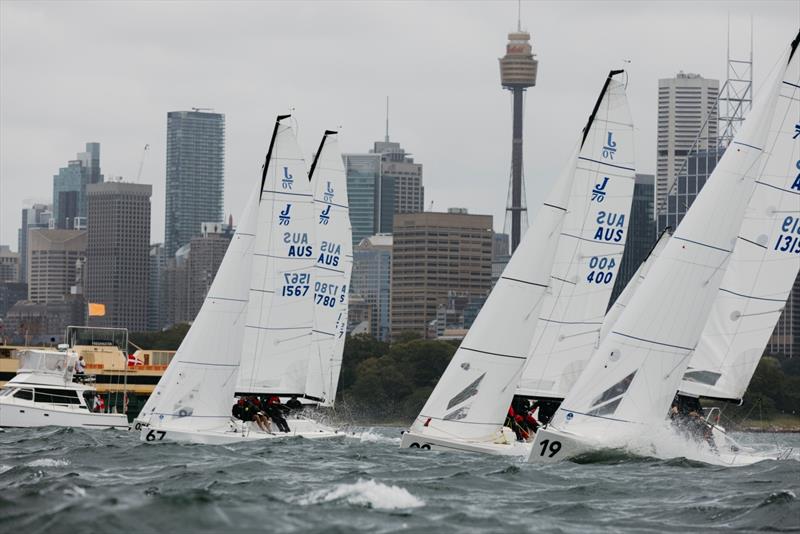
<box><xmin>527</xmin><ymin>425</ymin><xmax>779</xmax><ymax>467</ymax></box>
<box><xmin>400</xmin><ymin>429</ymin><xmax>532</xmax><ymax>457</ymax></box>
<box><xmin>138</xmin><ymin>416</ymin><xmax>344</xmax><ymax>445</ymax></box>
<box><xmin>0</xmin><ymin>396</ymin><xmax>129</xmax><ymax>430</ymax></box>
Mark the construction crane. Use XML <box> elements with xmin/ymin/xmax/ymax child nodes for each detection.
<box><xmin>135</xmin><ymin>144</ymin><xmax>150</xmax><ymax>182</ymax></box>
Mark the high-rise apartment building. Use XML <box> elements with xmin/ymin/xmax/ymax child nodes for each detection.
<box><xmin>351</xmin><ymin>234</ymin><xmax>392</xmax><ymax>342</ymax></box>
<box><xmin>86</xmin><ymin>182</ymin><xmax>152</xmax><ymax>331</ymax></box>
<box><xmin>18</xmin><ymin>204</ymin><xmax>52</xmax><ymax>283</ymax></box>
<box><xmin>52</xmin><ymin>143</ymin><xmax>103</xmax><ymax>230</ymax></box>
<box><xmin>0</xmin><ymin>246</ymin><xmax>19</xmax><ymax>283</ymax></box>
<box><xmin>27</xmin><ymin>229</ymin><xmax>87</xmax><ymax>303</ymax></box>
<box><xmin>391</xmin><ymin>210</ymin><xmax>493</xmax><ymax>339</ymax></box>
<box><xmin>656</xmin><ymin>72</ymin><xmax>719</xmax><ymax>213</ymax></box>
<box><xmin>165</xmin><ymin>110</ymin><xmax>225</xmax><ymax>257</ymax></box>
<box><xmin>610</xmin><ymin>174</ymin><xmax>657</xmax><ymax>304</ymax></box>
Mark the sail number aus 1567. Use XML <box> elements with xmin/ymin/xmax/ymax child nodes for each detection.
<box><xmin>282</xmin><ymin>272</ymin><xmax>310</xmax><ymax>297</ymax></box>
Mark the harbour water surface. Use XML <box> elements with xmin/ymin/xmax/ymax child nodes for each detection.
<box><xmin>0</xmin><ymin>426</ymin><xmax>798</xmax><ymax>533</ymax></box>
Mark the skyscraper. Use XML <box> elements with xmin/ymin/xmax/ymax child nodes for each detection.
<box><xmin>351</xmin><ymin>234</ymin><xmax>393</xmax><ymax>342</ymax></box>
<box><xmin>499</xmin><ymin>25</ymin><xmax>537</xmax><ymax>252</ymax></box>
<box><xmin>391</xmin><ymin>210</ymin><xmax>493</xmax><ymax>339</ymax></box>
<box><xmin>27</xmin><ymin>229</ymin><xmax>87</xmax><ymax>303</ymax></box>
<box><xmin>148</xmin><ymin>243</ymin><xmax>167</xmax><ymax>331</ymax></box>
<box><xmin>18</xmin><ymin>203</ymin><xmax>52</xmax><ymax>283</ymax></box>
<box><xmin>0</xmin><ymin>246</ymin><xmax>19</xmax><ymax>283</ymax></box>
<box><xmin>52</xmin><ymin>142</ymin><xmax>103</xmax><ymax>229</ymax></box>
<box><xmin>372</xmin><ymin>138</ymin><xmax>424</xmax><ymax>221</ymax></box>
<box><xmin>186</xmin><ymin>222</ymin><xmax>233</xmax><ymax>320</ymax></box>
<box><xmin>344</xmin><ymin>153</ymin><xmax>383</xmax><ymax>246</ymax></box>
<box><xmin>86</xmin><ymin>182</ymin><xmax>152</xmax><ymax>331</ymax></box>
<box><xmin>609</xmin><ymin>174</ymin><xmax>656</xmax><ymax>304</ymax></box>
<box><xmin>165</xmin><ymin>110</ymin><xmax>225</xmax><ymax>257</ymax></box>
<box><xmin>656</xmin><ymin>72</ymin><xmax>719</xmax><ymax>212</ymax></box>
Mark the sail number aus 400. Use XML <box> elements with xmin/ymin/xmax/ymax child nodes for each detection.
<box><xmin>539</xmin><ymin>439</ymin><xmax>562</xmax><ymax>458</ymax></box>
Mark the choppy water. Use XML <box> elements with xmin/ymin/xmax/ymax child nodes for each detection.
<box><xmin>0</xmin><ymin>426</ymin><xmax>798</xmax><ymax>533</ymax></box>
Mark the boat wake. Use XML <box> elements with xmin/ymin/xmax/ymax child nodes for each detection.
<box><xmin>347</xmin><ymin>428</ymin><xmax>401</xmax><ymax>445</ymax></box>
<box><xmin>298</xmin><ymin>479</ymin><xmax>425</xmax><ymax>510</ymax></box>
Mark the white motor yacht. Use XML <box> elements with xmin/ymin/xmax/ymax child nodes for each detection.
<box><xmin>0</xmin><ymin>348</ymin><xmax>129</xmax><ymax>430</ymax></box>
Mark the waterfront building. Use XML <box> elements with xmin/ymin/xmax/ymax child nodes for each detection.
<box><xmin>656</xmin><ymin>72</ymin><xmax>719</xmax><ymax>212</ymax></box>
<box><xmin>491</xmin><ymin>232</ymin><xmax>511</xmax><ymax>287</ymax></box>
<box><xmin>610</xmin><ymin>174</ymin><xmax>657</xmax><ymax>304</ymax></box>
<box><xmin>390</xmin><ymin>209</ymin><xmax>492</xmax><ymax>339</ymax></box>
<box><xmin>52</xmin><ymin>143</ymin><xmax>103</xmax><ymax>230</ymax></box>
<box><xmin>165</xmin><ymin>110</ymin><xmax>225</xmax><ymax>257</ymax></box>
<box><xmin>164</xmin><ymin>245</ymin><xmax>190</xmax><ymax>326</ymax></box>
<box><xmin>0</xmin><ymin>246</ymin><xmax>19</xmax><ymax>283</ymax></box>
<box><xmin>351</xmin><ymin>234</ymin><xmax>392</xmax><ymax>342</ymax></box>
<box><xmin>18</xmin><ymin>204</ymin><xmax>52</xmax><ymax>283</ymax></box>
<box><xmin>768</xmin><ymin>275</ymin><xmax>799</xmax><ymax>358</ymax></box>
<box><xmin>86</xmin><ymin>182</ymin><xmax>151</xmax><ymax>331</ymax></box>
<box><xmin>27</xmin><ymin>229</ymin><xmax>87</xmax><ymax>304</ymax></box>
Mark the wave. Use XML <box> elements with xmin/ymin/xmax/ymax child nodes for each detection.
<box><xmin>26</xmin><ymin>458</ymin><xmax>70</xmax><ymax>467</ymax></box>
<box><xmin>299</xmin><ymin>479</ymin><xmax>424</xmax><ymax>510</ymax></box>
<box><xmin>348</xmin><ymin>428</ymin><xmax>401</xmax><ymax>444</ymax></box>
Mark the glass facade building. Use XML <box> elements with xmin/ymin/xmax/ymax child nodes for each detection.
<box><xmin>165</xmin><ymin>111</ymin><xmax>225</xmax><ymax>257</ymax></box>
<box><xmin>344</xmin><ymin>154</ymin><xmax>382</xmax><ymax>247</ymax></box>
<box><xmin>52</xmin><ymin>143</ymin><xmax>102</xmax><ymax>230</ymax></box>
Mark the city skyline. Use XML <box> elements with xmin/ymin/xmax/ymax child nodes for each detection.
<box><xmin>1</xmin><ymin>1</ymin><xmax>796</xmax><ymax>249</ymax></box>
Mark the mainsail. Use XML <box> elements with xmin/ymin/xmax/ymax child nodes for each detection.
<box><xmin>549</xmin><ymin>35</ymin><xmax>796</xmax><ymax>441</ymax></box>
<box><xmin>407</xmin><ymin>70</ymin><xmax>630</xmax><ymax>443</ymax></box>
<box><xmin>516</xmin><ymin>71</ymin><xmax>635</xmax><ymax>400</ymax></box>
<box><xmin>236</xmin><ymin>116</ymin><xmax>316</xmax><ymax>396</ymax></box>
<box><xmin>305</xmin><ymin>131</ymin><xmax>353</xmax><ymax>406</ymax></box>
<box><xmin>680</xmin><ymin>36</ymin><xmax>800</xmax><ymax>403</ymax></box>
<box><xmin>137</xmin><ymin>186</ymin><xmax>259</xmax><ymax>431</ymax></box>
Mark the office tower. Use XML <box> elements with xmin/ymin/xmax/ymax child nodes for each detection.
<box><xmin>27</xmin><ymin>229</ymin><xmax>87</xmax><ymax>303</ymax></box>
<box><xmin>52</xmin><ymin>143</ymin><xmax>103</xmax><ymax>229</ymax></box>
<box><xmin>491</xmin><ymin>232</ymin><xmax>511</xmax><ymax>287</ymax></box>
<box><xmin>351</xmin><ymin>234</ymin><xmax>393</xmax><ymax>342</ymax></box>
<box><xmin>86</xmin><ymin>182</ymin><xmax>152</xmax><ymax>331</ymax></box>
<box><xmin>499</xmin><ymin>24</ymin><xmax>537</xmax><ymax>253</ymax></box>
<box><xmin>391</xmin><ymin>209</ymin><xmax>493</xmax><ymax>339</ymax></box>
<box><xmin>186</xmin><ymin>222</ymin><xmax>232</xmax><ymax>319</ymax></box>
<box><xmin>18</xmin><ymin>204</ymin><xmax>52</xmax><ymax>283</ymax></box>
<box><xmin>768</xmin><ymin>275</ymin><xmax>799</xmax><ymax>358</ymax></box>
<box><xmin>0</xmin><ymin>246</ymin><xmax>19</xmax><ymax>283</ymax></box>
<box><xmin>344</xmin><ymin>153</ymin><xmax>383</xmax><ymax>246</ymax></box>
<box><xmin>164</xmin><ymin>245</ymin><xmax>190</xmax><ymax>326</ymax></box>
<box><xmin>165</xmin><ymin>110</ymin><xmax>225</xmax><ymax>257</ymax></box>
<box><xmin>610</xmin><ymin>174</ymin><xmax>657</xmax><ymax>304</ymax></box>
<box><xmin>656</xmin><ymin>72</ymin><xmax>719</xmax><ymax>213</ymax></box>
<box><xmin>148</xmin><ymin>244</ymin><xmax>167</xmax><ymax>331</ymax></box>
<box><xmin>372</xmin><ymin>136</ymin><xmax>424</xmax><ymax>223</ymax></box>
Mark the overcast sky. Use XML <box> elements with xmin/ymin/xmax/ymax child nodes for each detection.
<box><xmin>1</xmin><ymin>0</ymin><xmax>797</xmax><ymax>249</ymax></box>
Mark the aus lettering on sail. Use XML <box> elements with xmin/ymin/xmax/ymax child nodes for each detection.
<box><xmin>283</xmin><ymin>231</ymin><xmax>313</xmax><ymax>257</ymax></box>
<box><xmin>593</xmin><ymin>211</ymin><xmax>625</xmax><ymax>243</ymax></box>
<box><xmin>318</xmin><ymin>240</ymin><xmax>341</xmax><ymax>267</ymax></box>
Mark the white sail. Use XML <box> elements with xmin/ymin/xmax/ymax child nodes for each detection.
<box><xmin>305</xmin><ymin>132</ymin><xmax>353</xmax><ymax>405</ymax></box>
<box><xmin>237</xmin><ymin>116</ymin><xmax>316</xmax><ymax>395</ymax></box>
<box><xmin>599</xmin><ymin>230</ymin><xmax>671</xmax><ymax>342</ymax></box>
<box><xmin>680</xmin><ymin>43</ymin><xmax>800</xmax><ymax>403</ymax></box>
<box><xmin>137</xmin><ymin>185</ymin><xmax>259</xmax><ymax>431</ymax></box>
<box><xmin>516</xmin><ymin>72</ymin><xmax>635</xmax><ymax>400</ymax></box>
<box><xmin>407</xmin><ymin>70</ymin><xmax>630</xmax><ymax>443</ymax></box>
<box><xmin>548</xmin><ymin>39</ymin><xmax>795</xmax><ymax>442</ymax></box>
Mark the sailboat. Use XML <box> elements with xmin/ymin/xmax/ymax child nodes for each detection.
<box><xmin>305</xmin><ymin>131</ymin><xmax>353</xmax><ymax>407</ymax></box>
<box><xmin>529</xmin><ymin>31</ymin><xmax>799</xmax><ymax>466</ymax></box>
<box><xmin>400</xmin><ymin>69</ymin><xmax>635</xmax><ymax>456</ymax></box>
<box><xmin>136</xmin><ymin>116</ymin><xmax>342</xmax><ymax>443</ymax></box>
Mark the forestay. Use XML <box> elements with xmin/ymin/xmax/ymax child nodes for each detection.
<box><xmin>305</xmin><ymin>132</ymin><xmax>353</xmax><ymax>406</ymax></box>
<box><xmin>516</xmin><ymin>71</ymin><xmax>635</xmax><ymax>400</ymax></box>
<box><xmin>550</xmin><ymin>37</ymin><xmax>795</xmax><ymax>441</ymax></box>
<box><xmin>137</xmin><ymin>186</ymin><xmax>259</xmax><ymax>431</ymax></box>
<box><xmin>681</xmin><ymin>37</ymin><xmax>800</xmax><ymax>403</ymax></box>
<box><xmin>237</xmin><ymin>116</ymin><xmax>316</xmax><ymax>396</ymax></box>
<box><xmin>408</xmin><ymin>70</ymin><xmax>629</xmax><ymax>442</ymax></box>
